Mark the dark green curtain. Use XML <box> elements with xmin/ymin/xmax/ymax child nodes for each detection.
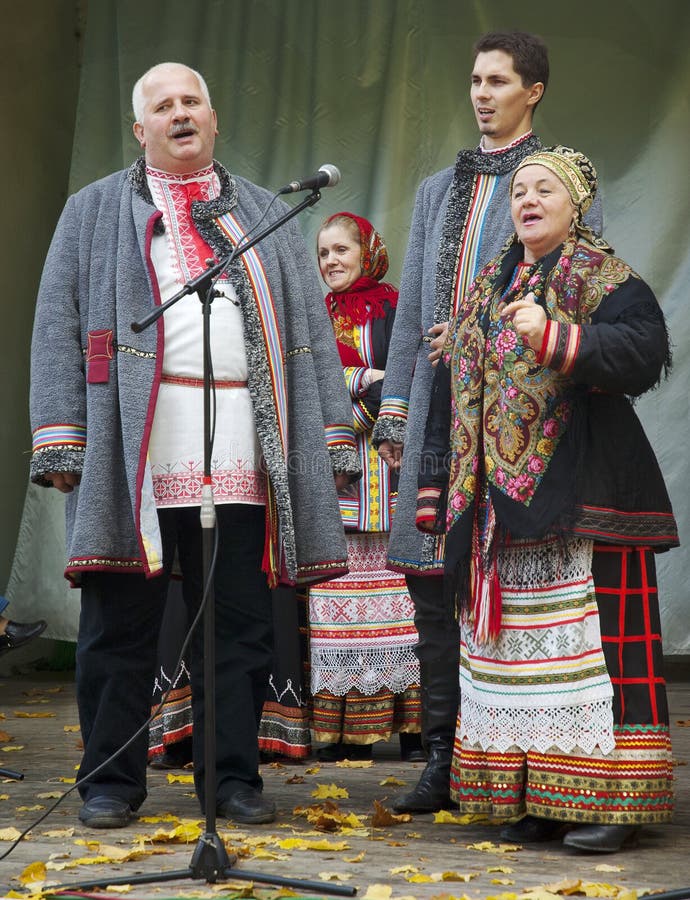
<box><xmin>6</xmin><ymin>0</ymin><xmax>690</xmax><ymax>650</ymax></box>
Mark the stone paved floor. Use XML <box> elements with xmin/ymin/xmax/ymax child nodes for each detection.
<box><xmin>1</xmin><ymin>672</ymin><xmax>689</xmax><ymax>899</ymax></box>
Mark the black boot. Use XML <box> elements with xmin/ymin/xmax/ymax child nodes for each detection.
<box><xmin>392</xmin><ymin>657</ymin><xmax>459</xmax><ymax>813</ymax></box>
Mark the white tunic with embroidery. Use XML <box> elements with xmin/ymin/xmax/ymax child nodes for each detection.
<box><xmin>146</xmin><ymin>165</ymin><xmax>265</xmax><ymax>508</ymax></box>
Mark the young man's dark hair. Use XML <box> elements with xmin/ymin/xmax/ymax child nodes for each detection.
<box><xmin>473</xmin><ymin>30</ymin><xmax>549</xmax><ymax>102</ymax></box>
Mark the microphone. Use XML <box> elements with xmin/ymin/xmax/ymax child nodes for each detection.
<box><xmin>278</xmin><ymin>164</ymin><xmax>341</xmax><ymax>195</ymax></box>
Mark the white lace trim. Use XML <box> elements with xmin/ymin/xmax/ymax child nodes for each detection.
<box><xmin>461</xmin><ymin>693</ymin><xmax>615</xmax><ymax>755</ymax></box>
<box><xmin>311</xmin><ymin>646</ymin><xmax>420</xmax><ymax>696</ymax></box>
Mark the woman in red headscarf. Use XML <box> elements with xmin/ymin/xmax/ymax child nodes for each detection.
<box><xmin>308</xmin><ymin>213</ymin><xmax>423</xmax><ymax>762</ymax></box>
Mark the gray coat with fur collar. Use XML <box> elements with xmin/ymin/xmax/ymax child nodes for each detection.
<box><xmin>30</xmin><ymin>158</ymin><xmax>360</xmax><ymax>586</ymax></box>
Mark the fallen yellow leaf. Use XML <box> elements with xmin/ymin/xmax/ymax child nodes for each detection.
<box><xmin>581</xmin><ymin>883</ymin><xmax>624</xmax><ymax>897</ymax></box>
<box><xmin>318</xmin><ymin>872</ymin><xmax>353</xmax><ymax>881</ymax></box>
<box><xmin>13</xmin><ymin>711</ymin><xmax>55</xmax><ymax>718</ymax></box>
<box><xmin>251</xmin><ymin>848</ymin><xmax>290</xmax><ymax>860</ymax></box>
<box><xmin>594</xmin><ymin>864</ymin><xmax>624</xmax><ymax>873</ymax></box>
<box><xmin>19</xmin><ymin>861</ymin><xmax>46</xmax><ymax>886</ymax></box>
<box><xmin>166</xmin><ymin>773</ymin><xmax>194</xmax><ymax>784</ymax></box>
<box><xmin>434</xmin><ymin>809</ymin><xmax>487</xmax><ymax>825</ymax></box>
<box><xmin>362</xmin><ymin>885</ymin><xmax>393</xmax><ymax>900</ymax></box>
<box><xmin>379</xmin><ymin>776</ymin><xmax>407</xmax><ymax>786</ymax></box>
<box><xmin>37</xmin><ymin>791</ymin><xmax>64</xmax><ymax>799</ymax></box>
<box><xmin>335</xmin><ymin>758</ymin><xmax>374</xmax><ymax>768</ymax></box>
<box><xmin>435</xmin><ymin>872</ymin><xmax>477</xmax><ymax>882</ymax></box>
<box><xmin>390</xmin><ymin>865</ymin><xmax>420</xmax><ymax>875</ymax></box>
<box><xmin>467</xmin><ymin>840</ymin><xmax>521</xmax><ymax>853</ymax></box>
<box><xmin>151</xmin><ymin>821</ymin><xmax>203</xmax><ymax>843</ymax></box>
<box><xmin>311</xmin><ymin>783</ymin><xmax>349</xmax><ymax>799</ymax></box>
<box><xmin>1</xmin><ymin>745</ymin><xmax>24</xmax><ymax>752</ymax></box>
<box><xmin>305</xmin><ymin>765</ymin><xmax>321</xmax><ymax>774</ymax></box>
<box><xmin>138</xmin><ymin>813</ymin><xmax>181</xmax><ymax>823</ymax></box>
<box><xmin>0</xmin><ymin>827</ymin><xmax>22</xmax><ymax>840</ymax></box>
<box><xmin>63</xmin><ymin>725</ymin><xmax>81</xmax><ymax>732</ymax></box>
<box><xmin>16</xmin><ymin>805</ymin><xmax>44</xmax><ymax>812</ymax></box>
<box><xmin>277</xmin><ymin>837</ymin><xmax>350</xmax><ymax>851</ymax></box>
<box><xmin>42</xmin><ymin>827</ymin><xmax>75</xmax><ymax>838</ymax></box>
<box><xmin>344</xmin><ymin>851</ymin><xmax>366</xmax><ymax>862</ymax></box>
<box><xmin>371</xmin><ymin>799</ymin><xmax>412</xmax><ymax>827</ymax></box>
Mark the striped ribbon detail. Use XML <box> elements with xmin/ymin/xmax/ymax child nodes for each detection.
<box><xmin>452</xmin><ymin>173</ymin><xmax>499</xmax><ymax>316</ymax></box>
<box><xmin>356</xmin><ymin>319</ymin><xmax>375</xmax><ymax>366</ymax></box>
<box><xmin>537</xmin><ymin>320</ymin><xmax>582</xmax><ymax>374</ymax></box>
<box><xmin>377</xmin><ymin>396</ymin><xmax>409</xmax><ymax>421</ymax></box>
<box><xmin>343</xmin><ymin>366</ymin><xmax>368</xmax><ymax>397</ymax></box>
<box><xmin>352</xmin><ymin>399</ymin><xmax>376</xmax><ymax>431</ymax></box>
<box><xmin>416</xmin><ymin>486</ymin><xmax>442</xmax><ymax>532</ymax></box>
<box><xmin>325</xmin><ymin>423</ymin><xmax>357</xmax><ymax>452</ymax></box>
<box><xmin>215</xmin><ymin>213</ymin><xmax>288</xmax><ymax>455</ymax></box>
<box><xmin>32</xmin><ymin>423</ymin><xmax>87</xmax><ymax>452</ymax></box>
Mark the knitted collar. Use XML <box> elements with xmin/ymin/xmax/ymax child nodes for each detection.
<box><xmin>433</xmin><ymin>132</ymin><xmax>542</xmax><ymax>324</ymax></box>
<box><xmin>128</xmin><ymin>156</ymin><xmax>239</xmax><ymax>235</ymax></box>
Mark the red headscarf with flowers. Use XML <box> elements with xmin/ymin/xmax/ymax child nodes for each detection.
<box><xmin>320</xmin><ymin>212</ymin><xmax>397</xmax><ymax>325</ymax></box>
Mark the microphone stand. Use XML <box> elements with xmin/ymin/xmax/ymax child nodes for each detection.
<box><xmin>54</xmin><ymin>188</ymin><xmax>355</xmax><ymax>897</ymax></box>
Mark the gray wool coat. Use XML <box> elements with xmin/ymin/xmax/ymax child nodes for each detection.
<box><xmin>372</xmin><ymin>149</ymin><xmax>602</xmax><ymax>573</ymax></box>
<box><xmin>30</xmin><ymin>159</ymin><xmax>360</xmax><ymax>586</ymax></box>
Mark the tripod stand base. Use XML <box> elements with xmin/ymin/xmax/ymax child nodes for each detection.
<box><xmin>49</xmin><ymin>831</ymin><xmax>357</xmax><ymax>896</ymax></box>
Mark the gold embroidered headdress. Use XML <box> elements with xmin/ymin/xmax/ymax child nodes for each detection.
<box><xmin>511</xmin><ymin>145</ymin><xmax>613</xmax><ymax>251</ymax></box>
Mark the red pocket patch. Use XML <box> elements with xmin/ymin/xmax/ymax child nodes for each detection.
<box><xmin>86</xmin><ymin>329</ymin><xmax>114</xmax><ymax>383</ymax></box>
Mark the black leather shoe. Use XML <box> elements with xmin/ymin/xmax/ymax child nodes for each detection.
<box><xmin>399</xmin><ymin>732</ymin><xmax>426</xmax><ymax>763</ymax></box>
<box><xmin>79</xmin><ymin>796</ymin><xmax>133</xmax><ymax>828</ymax></box>
<box><xmin>563</xmin><ymin>824</ymin><xmax>639</xmax><ymax>853</ymax></box>
<box><xmin>392</xmin><ymin>748</ymin><xmax>455</xmax><ymax>813</ymax></box>
<box><xmin>218</xmin><ymin>788</ymin><xmax>276</xmax><ymax>824</ymax></box>
<box><xmin>149</xmin><ymin>737</ymin><xmax>193</xmax><ymax>770</ymax></box>
<box><xmin>500</xmin><ymin>814</ymin><xmax>566</xmax><ymax>843</ymax></box>
<box><xmin>317</xmin><ymin>742</ymin><xmax>373</xmax><ymax>762</ymax></box>
<box><xmin>0</xmin><ymin>620</ymin><xmax>47</xmax><ymax>655</ymax></box>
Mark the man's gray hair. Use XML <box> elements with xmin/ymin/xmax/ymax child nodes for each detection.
<box><xmin>132</xmin><ymin>62</ymin><xmax>212</xmax><ymax>122</ymax></box>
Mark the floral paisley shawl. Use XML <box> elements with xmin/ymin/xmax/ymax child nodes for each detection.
<box><xmin>444</xmin><ymin>234</ymin><xmax>636</xmax><ymax>534</ymax></box>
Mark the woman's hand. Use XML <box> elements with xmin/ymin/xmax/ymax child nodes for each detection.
<box><xmin>378</xmin><ymin>439</ymin><xmax>403</xmax><ymax>471</ymax></box>
<box><xmin>501</xmin><ymin>292</ymin><xmax>547</xmax><ymax>353</ymax></box>
<box><xmin>427</xmin><ymin>321</ymin><xmax>449</xmax><ymax>367</ymax></box>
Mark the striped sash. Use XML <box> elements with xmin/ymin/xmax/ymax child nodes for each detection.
<box><xmin>214</xmin><ymin>212</ymin><xmax>287</xmax><ymax>585</ymax></box>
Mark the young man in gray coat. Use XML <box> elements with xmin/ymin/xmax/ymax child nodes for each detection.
<box><xmin>373</xmin><ymin>32</ymin><xmax>602</xmax><ymax>813</ymax></box>
<box><xmin>30</xmin><ymin>62</ymin><xmax>360</xmax><ymax>829</ymax></box>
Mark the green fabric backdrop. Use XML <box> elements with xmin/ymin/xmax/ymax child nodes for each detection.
<box><xmin>6</xmin><ymin>0</ymin><xmax>690</xmax><ymax>650</ymax></box>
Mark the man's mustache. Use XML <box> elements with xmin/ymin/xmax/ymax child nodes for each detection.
<box><xmin>168</xmin><ymin>121</ymin><xmax>199</xmax><ymax>137</ymax></box>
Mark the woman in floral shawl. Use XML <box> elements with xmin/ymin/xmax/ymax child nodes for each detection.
<box><xmin>417</xmin><ymin>147</ymin><xmax>678</xmax><ymax>853</ymax></box>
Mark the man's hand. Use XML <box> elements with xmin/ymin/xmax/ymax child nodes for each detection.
<box><xmin>368</xmin><ymin>368</ymin><xmax>385</xmax><ymax>383</ymax></box>
<box><xmin>427</xmin><ymin>321</ymin><xmax>449</xmax><ymax>367</ymax></box>
<box><xmin>501</xmin><ymin>292</ymin><xmax>547</xmax><ymax>352</ymax></box>
<box><xmin>46</xmin><ymin>472</ymin><xmax>81</xmax><ymax>493</ymax></box>
<box><xmin>378</xmin><ymin>439</ymin><xmax>403</xmax><ymax>471</ymax></box>
<box><xmin>334</xmin><ymin>472</ymin><xmax>350</xmax><ymax>491</ymax></box>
